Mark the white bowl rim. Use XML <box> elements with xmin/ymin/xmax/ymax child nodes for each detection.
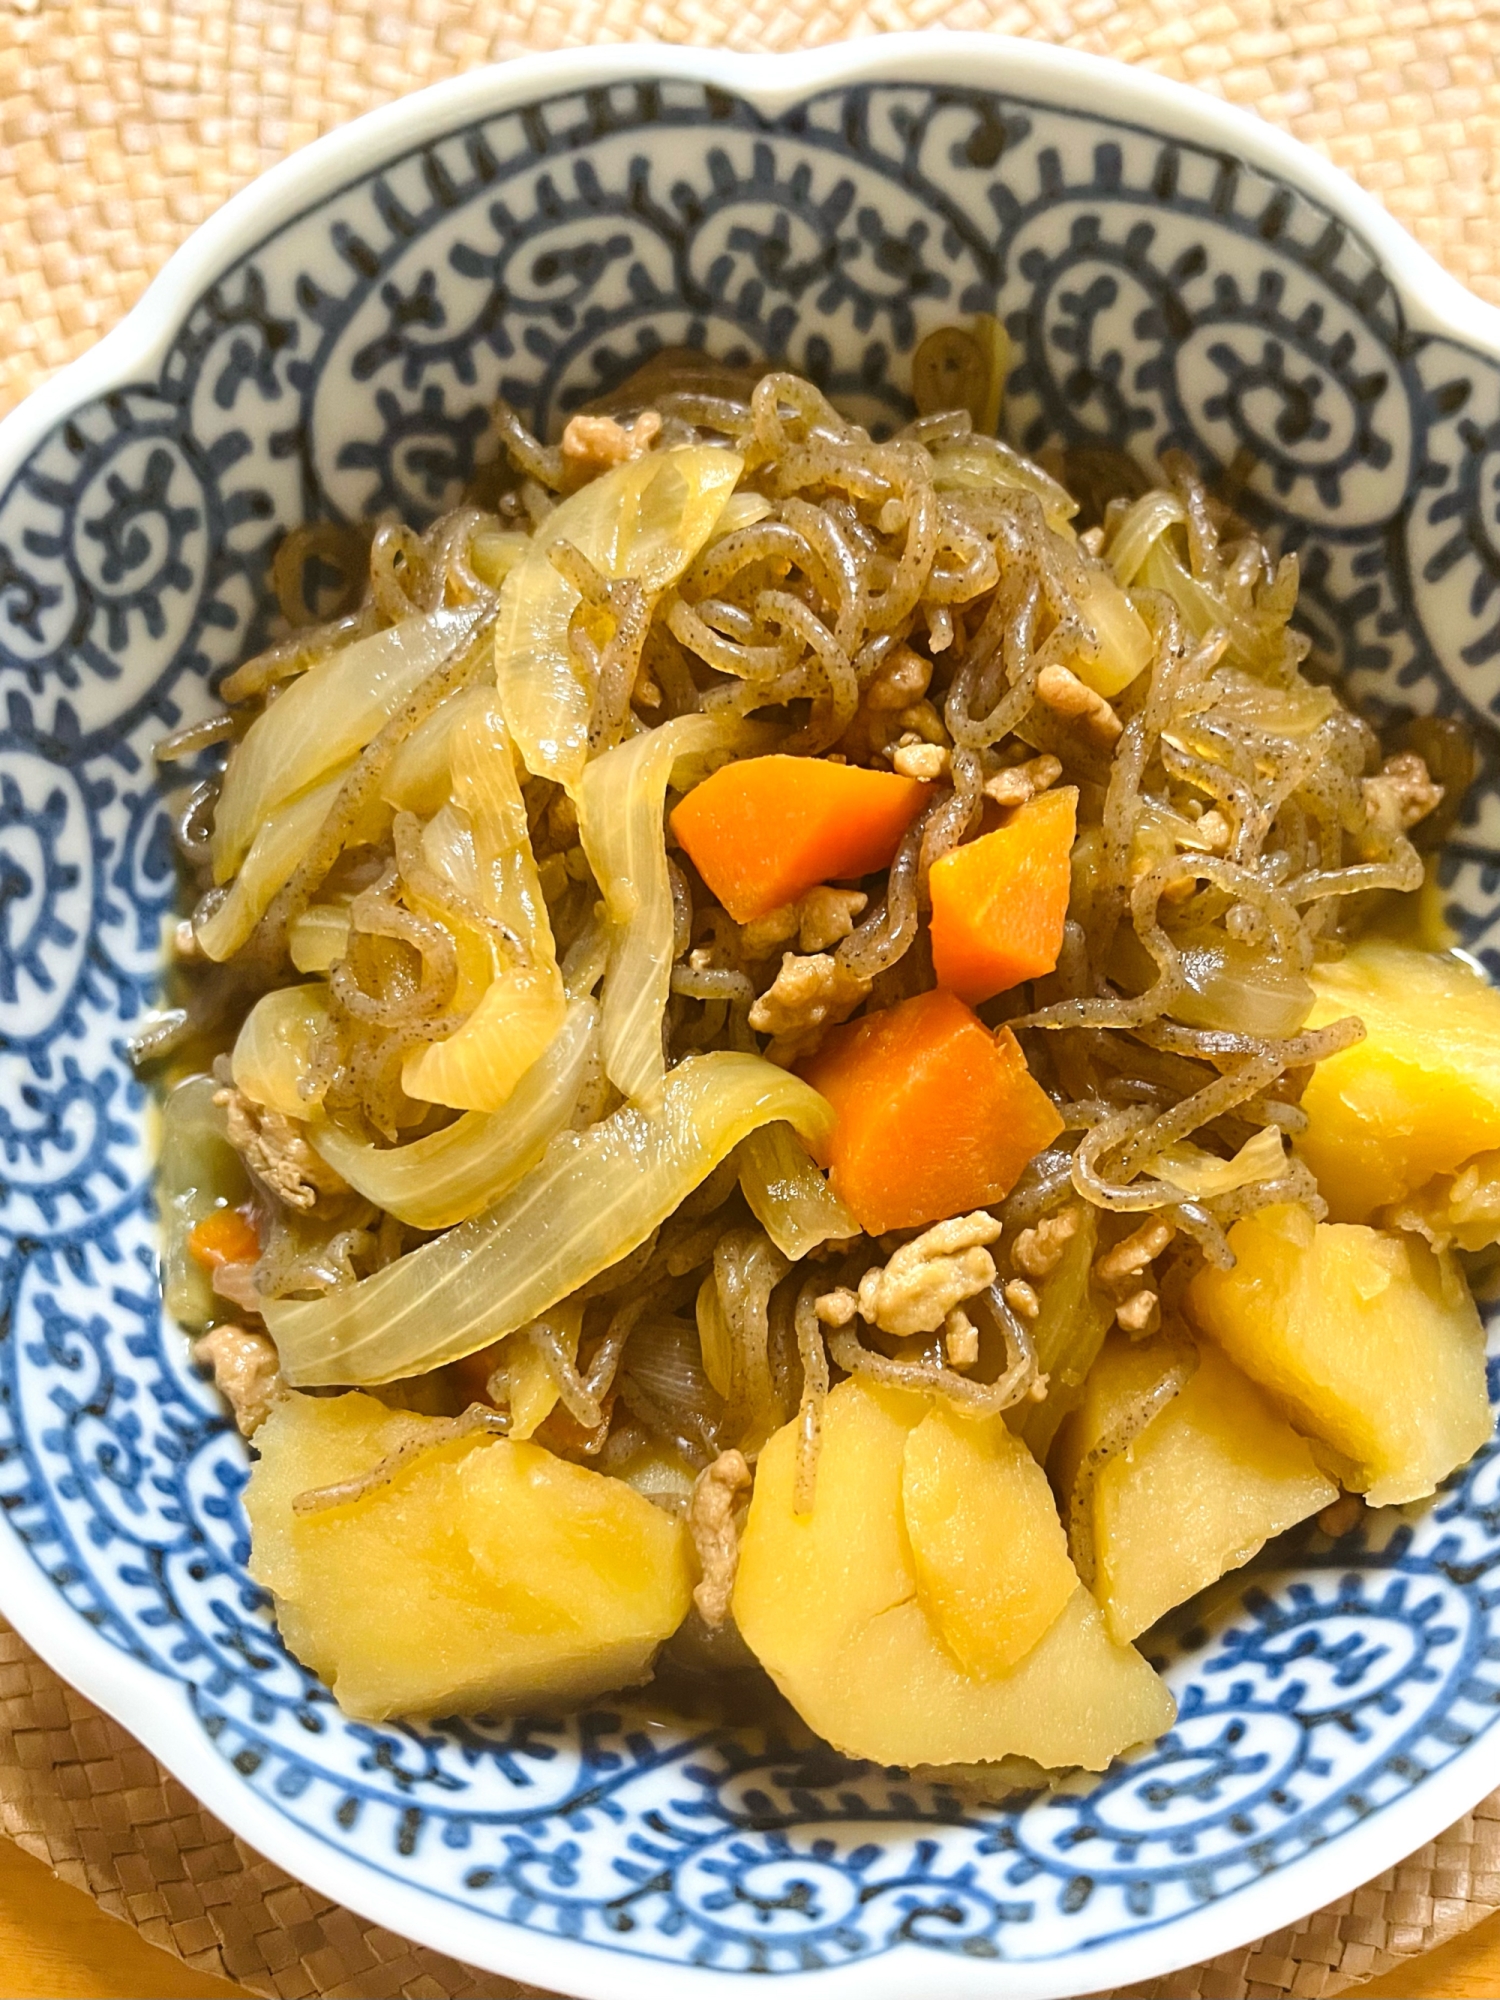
<box><xmin>2</xmin><ymin>32</ymin><xmax>1499</xmax><ymax>1999</ymax></box>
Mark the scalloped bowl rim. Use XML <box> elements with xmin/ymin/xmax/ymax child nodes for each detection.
<box><xmin>2</xmin><ymin>33</ymin><xmax>1499</xmax><ymax>2000</ymax></box>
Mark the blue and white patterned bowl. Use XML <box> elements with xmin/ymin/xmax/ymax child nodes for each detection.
<box><xmin>3</xmin><ymin>35</ymin><xmax>1500</xmax><ymax>1999</ymax></box>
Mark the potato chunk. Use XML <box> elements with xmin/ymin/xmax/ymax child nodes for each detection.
<box><xmin>903</xmin><ymin>1404</ymin><xmax>1078</xmax><ymax>1676</ymax></box>
<box><xmin>247</xmin><ymin>1392</ymin><xmax>692</xmax><ymax>1720</ymax></box>
<box><xmin>733</xmin><ymin>1378</ymin><xmax>1174</xmax><ymax>1770</ymax></box>
<box><xmin>1053</xmin><ymin>1334</ymin><xmax>1336</xmax><ymax>1642</ymax></box>
<box><xmin>1188</xmin><ymin>1205</ymin><xmax>1490</xmax><ymax>1506</ymax></box>
<box><xmin>1299</xmin><ymin>942</ymin><xmax>1500</xmax><ymax>1219</ymax></box>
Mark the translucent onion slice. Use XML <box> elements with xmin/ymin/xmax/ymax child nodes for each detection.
<box><xmin>1138</xmin><ymin>540</ymin><xmax>1282</xmax><ymax>678</ymax></box>
<box><xmin>577</xmin><ymin>711</ymin><xmax>725</xmax><ymax>1106</ymax></box>
<box><xmin>266</xmin><ymin>1051</ymin><xmax>834</xmax><ymax>1387</ymax></box>
<box><xmin>381</xmin><ymin>684</ymin><xmax>495</xmax><ymax>815</ymax></box>
<box><xmin>711</xmin><ymin>491</ymin><xmax>774</xmax><ymax>536</ymax></box>
<box><xmin>288</xmin><ymin>902</ymin><xmax>351</xmax><ymax>974</ymax></box>
<box><xmin>231</xmin><ymin>983</ymin><xmax>332</xmax><ymax>1119</ymax></box>
<box><xmin>695</xmin><ymin>1273</ymin><xmax>734</xmax><ymax>1400</ymax></box>
<box><xmin>197</xmin><ymin>766</ymin><xmax>366</xmax><ymax>962</ymax></box>
<box><xmin>738</xmin><ymin>1121</ymin><xmax>857</xmax><ymax>1260</ymax></box>
<box><xmin>1151</xmin><ymin>1126</ymin><xmax>1288</xmax><ymax>1199</ymax></box>
<box><xmin>314</xmin><ymin>997</ymin><xmax>598</xmax><ymax>1230</ymax></box>
<box><xmin>505</xmin><ymin>1304</ymin><xmax>582</xmax><ymax>1439</ymax></box>
<box><xmin>156</xmin><ymin>1075</ymin><xmax>251</xmax><ymax>1330</ymax></box>
<box><xmin>496</xmin><ymin>445</ymin><xmax>743</xmax><ymax>790</ymax></box>
<box><xmin>1107</xmin><ymin>491</ymin><xmax>1186</xmax><ymax>587</ymax></box>
<box><xmin>1066</xmin><ymin>568</ymin><xmax>1154</xmax><ymax>701</ymax></box>
<box><xmin>402</xmin><ymin>697</ymin><xmax>566</xmax><ymax>1112</ymax></box>
<box><xmin>211</xmin><ymin>603</ymin><xmax>485</xmax><ymax>880</ymax></box>
<box><xmin>929</xmin><ymin>437</ymin><xmax>1077</xmax><ymax>537</ymax></box>
<box><xmin>1175</xmin><ymin>934</ymin><xmax>1315</xmax><ymax>1040</ymax></box>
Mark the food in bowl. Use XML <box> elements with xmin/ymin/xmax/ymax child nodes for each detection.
<box><xmin>143</xmin><ymin>330</ymin><xmax>1497</xmax><ymax>1772</ymax></box>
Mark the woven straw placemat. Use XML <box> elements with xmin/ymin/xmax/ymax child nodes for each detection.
<box><xmin>3</xmin><ymin>3</ymin><xmax>1500</xmax><ymax>1996</ymax></box>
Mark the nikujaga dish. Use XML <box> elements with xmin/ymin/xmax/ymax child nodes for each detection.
<box><xmin>146</xmin><ymin>331</ymin><xmax>1499</xmax><ymax>1773</ymax></box>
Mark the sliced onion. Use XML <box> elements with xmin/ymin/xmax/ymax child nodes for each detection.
<box><xmin>266</xmin><ymin>1051</ymin><xmax>834</xmax><ymax>1387</ymax></box>
<box><xmin>401</xmin><ymin>696</ymin><xmax>566</xmax><ymax>1112</ymax></box>
<box><xmin>381</xmin><ymin>684</ymin><xmax>495</xmax><ymax>814</ymax></box>
<box><xmin>197</xmin><ymin>767</ymin><xmax>360</xmax><ymax>962</ymax></box>
<box><xmin>1175</xmin><ymin>934</ymin><xmax>1315</xmax><ymax>1040</ymax></box>
<box><xmin>1066</xmin><ymin>567</ymin><xmax>1154</xmax><ymax>700</ymax></box>
<box><xmin>156</xmin><ymin>1075</ymin><xmax>251</xmax><ymax>1330</ymax></box>
<box><xmin>231</xmin><ymin>983</ymin><xmax>332</xmax><ymax>1118</ymax></box>
<box><xmin>496</xmin><ymin>446</ymin><xmax>743</xmax><ymax>790</ymax></box>
<box><xmin>1107</xmin><ymin>490</ymin><xmax>1186</xmax><ymax>586</ymax></box>
<box><xmin>1151</xmin><ymin>1125</ymin><xmax>1288</xmax><ymax>1199</ymax></box>
<box><xmin>288</xmin><ymin>902</ymin><xmax>351</xmax><ymax>974</ymax></box>
<box><xmin>929</xmin><ymin>436</ymin><xmax>1077</xmax><ymax>536</ymax></box>
<box><xmin>311</xmin><ymin>997</ymin><xmax>597</xmax><ymax>1230</ymax></box>
<box><xmin>1206</xmin><ymin>669</ymin><xmax>1341</xmax><ymax>741</ymax></box>
<box><xmin>1138</xmin><ymin>540</ymin><xmax>1283</xmax><ymax>679</ymax></box>
<box><xmin>696</xmin><ymin>1271</ymin><xmax>734</xmax><ymax>1400</ymax></box>
<box><xmin>211</xmin><ymin>604</ymin><xmax>485</xmax><ymax>880</ymax></box>
<box><xmin>738</xmin><ymin>1121</ymin><xmax>856</xmax><ymax>1260</ymax></box>
<box><xmin>625</xmin><ymin>1315</ymin><xmax>723</xmax><ymax>1427</ymax></box>
<box><xmin>577</xmin><ymin>710</ymin><xmax>741</xmax><ymax>1106</ymax></box>
<box><xmin>711</xmin><ymin>491</ymin><xmax>774</xmax><ymax>536</ymax></box>
<box><xmin>505</xmin><ymin>1304</ymin><xmax>582</xmax><ymax>1439</ymax></box>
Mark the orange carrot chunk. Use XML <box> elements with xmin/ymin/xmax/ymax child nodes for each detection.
<box><xmin>797</xmin><ymin>988</ymin><xmax>1063</xmax><ymax>1234</ymax></box>
<box><xmin>187</xmin><ymin>1206</ymin><xmax>260</xmax><ymax>1271</ymax></box>
<box><xmin>929</xmin><ymin>786</ymin><xmax>1078</xmax><ymax>1005</ymax></box>
<box><xmin>670</xmin><ymin>754</ymin><xmax>931</xmax><ymax>923</ymax></box>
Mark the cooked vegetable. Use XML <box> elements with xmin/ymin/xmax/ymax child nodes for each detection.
<box><xmin>903</xmin><ymin>1401</ymin><xmax>1078</xmax><ymax>1676</ymax></box>
<box><xmin>733</xmin><ymin>1378</ymin><xmax>1174</xmax><ymax>1769</ymax></box>
<box><xmin>157</xmin><ymin>1076</ymin><xmax>251</xmax><ymax>1328</ymax></box>
<box><xmin>1150</xmin><ymin>1126</ymin><xmax>1289</xmax><ymax>1200</ymax></box>
<box><xmin>212</xmin><ymin>605</ymin><xmax>485</xmax><ymax>880</ymax></box>
<box><xmin>737</xmin><ymin>1122</ymin><xmax>857</xmax><ymax>1260</ymax></box>
<box><xmin>265</xmin><ymin>1052</ymin><xmax>834</xmax><ymax>1386</ymax></box>
<box><xmin>401</xmin><ymin>696</ymin><xmax>566</xmax><ymax>1112</ymax></box>
<box><xmin>1051</xmin><ymin>1334</ymin><xmax>1335</xmax><ymax>1643</ymax></box>
<box><xmin>230</xmin><ymin>984</ymin><xmax>331</xmax><ymax>1118</ymax></box>
<box><xmin>496</xmin><ymin>446</ymin><xmax>742</xmax><ymax>790</ymax></box>
<box><xmin>310</xmin><ymin>997</ymin><xmax>597</xmax><ymax>1230</ymax></box>
<box><xmin>670</xmin><ymin>755</ymin><xmax>931</xmax><ymax>924</ymax></box>
<box><xmin>1063</xmin><ymin>569</ymin><xmax>1154</xmax><ymax>699</ymax></box>
<box><xmin>929</xmin><ymin>786</ymin><xmax>1076</xmax><ymax>1003</ymax></box>
<box><xmin>287</xmin><ymin>901</ymin><xmax>351</xmax><ymax>975</ymax></box>
<box><xmin>578</xmin><ymin>712</ymin><xmax>745</xmax><ymax>1106</ymax></box>
<box><xmin>197</xmin><ymin>769</ymin><xmax>362</xmax><ymax>962</ymax></box>
<box><xmin>187</xmin><ymin>1205</ymin><xmax>260</xmax><ymax>1272</ymax></box>
<box><xmin>1007</xmin><ymin>1207</ymin><xmax>1112</xmax><ymax>1464</ymax></box>
<box><xmin>1188</xmin><ymin>1204</ymin><xmax>1490</xmax><ymax>1506</ymax></box>
<box><xmin>1298</xmin><ymin>941</ymin><xmax>1500</xmax><ymax>1219</ymax></box>
<box><xmin>799</xmin><ymin>988</ymin><xmax>1064</xmax><ymax>1233</ymax></box>
<box><xmin>247</xmin><ymin>1392</ymin><xmax>691</xmax><ymax>1719</ymax></box>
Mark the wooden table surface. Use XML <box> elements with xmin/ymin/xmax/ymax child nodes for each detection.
<box><xmin>0</xmin><ymin>1834</ymin><xmax>1494</xmax><ymax>2000</ymax></box>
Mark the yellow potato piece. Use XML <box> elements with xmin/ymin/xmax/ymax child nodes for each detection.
<box><xmin>733</xmin><ymin>1378</ymin><xmax>1174</xmax><ymax>1770</ymax></box>
<box><xmin>1188</xmin><ymin>1204</ymin><xmax>1490</xmax><ymax>1507</ymax></box>
<box><xmin>246</xmin><ymin>1392</ymin><xmax>691</xmax><ymax>1721</ymax></box>
<box><xmin>1299</xmin><ymin>942</ymin><xmax>1500</xmax><ymax>1219</ymax></box>
<box><xmin>902</xmin><ymin>1404</ymin><xmax>1077</xmax><ymax>1676</ymax></box>
<box><xmin>1054</xmin><ymin>1335</ymin><xmax>1336</xmax><ymax>1643</ymax></box>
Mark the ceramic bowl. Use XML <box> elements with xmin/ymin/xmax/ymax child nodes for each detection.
<box><xmin>2</xmin><ymin>34</ymin><xmax>1500</xmax><ymax>2000</ymax></box>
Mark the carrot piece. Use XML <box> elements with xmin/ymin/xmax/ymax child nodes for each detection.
<box><xmin>187</xmin><ymin>1206</ymin><xmax>260</xmax><ymax>1271</ymax></box>
<box><xmin>929</xmin><ymin>787</ymin><xmax>1077</xmax><ymax>1004</ymax></box>
<box><xmin>670</xmin><ymin>754</ymin><xmax>931</xmax><ymax>923</ymax></box>
<box><xmin>797</xmin><ymin>988</ymin><xmax>1063</xmax><ymax>1233</ymax></box>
